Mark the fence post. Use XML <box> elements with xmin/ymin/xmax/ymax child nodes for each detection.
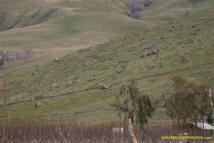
<box><xmin>2</xmin><ymin>49</ymin><xmax>7</xmax><ymax>143</ymax></box>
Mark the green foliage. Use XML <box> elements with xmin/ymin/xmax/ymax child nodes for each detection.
<box><xmin>35</xmin><ymin>95</ymin><xmax>44</xmax><ymax>100</ymax></box>
<box><xmin>165</xmin><ymin>74</ymin><xmax>213</xmax><ymax>124</ymax></box>
<box><xmin>197</xmin><ymin>84</ymin><xmax>211</xmax><ymax>120</ymax></box>
<box><xmin>114</xmin><ymin>81</ymin><xmax>154</xmax><ymax>129</ymax></box>
<box><xmin>190</xmin><ymin>0</ymin><xmax>200</xmax><ymax>4</ymax></box>
<box><xmin>207</xmin><ymin>112</ymin><xmax>213</xmax><ymax>124</ymax></box>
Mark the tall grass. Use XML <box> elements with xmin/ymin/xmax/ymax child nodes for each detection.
<box><xmin>0</xmin><ymin>118</ymin><xmax>213</xmax><ymax>143</ymax></box>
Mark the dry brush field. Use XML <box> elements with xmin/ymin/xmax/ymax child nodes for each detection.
<box><xmin>0</xmin><ymin>118</ymin><xmax>213</xmax><ymax>143</ymax></box>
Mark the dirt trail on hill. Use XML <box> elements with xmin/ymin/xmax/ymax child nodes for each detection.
<box><xmin>4</xmin><ymin>62</ymin><xmax>214</xmax><ymax>106</ymax></box>
<box><xmin>39</xmin><ymin>108</ymin><xmax>114</xmax><ymax>117</ymax></box>
<box><xmin>0</xmin><ymin>108</ymin><xmax>114</xmax><ymax>119</ymax></box>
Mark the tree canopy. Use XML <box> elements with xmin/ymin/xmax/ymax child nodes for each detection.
<box><xmin>114</xmin><ymin>81</ymin><xmax>154</xmax><ymax>129</ymax></box>
<box><xmin>165</xmin><ymin>74</ymin><xmax>213</xmax><ymax>124</ymax></box>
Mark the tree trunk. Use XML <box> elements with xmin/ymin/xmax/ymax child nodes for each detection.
<box><xmin>177</xmin><ymin>117</ymin><xmax>183</xmax><ymax>126</ymax></box>
<box><xmin>127</xmin><ymin>117</ymin><xmax>138</xmax><ymax>143</ymax></box>
<box><xmin>209</xmin><ymin>90</ymin><xmax>214</xmax><ymax>112</ymax></box>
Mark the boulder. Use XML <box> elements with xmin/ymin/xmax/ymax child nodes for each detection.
<box><xmin>55</xmin><ymin>58</ymin><xmax>59</xmax><ymax>62</ymax></box>
<box><xmin>140</xmin><ymin>50</ymin><xmax>159</xmax><ymax>58</ymax></box>
<box><xmin>35</xmin><ymin>102</ymin><xmax>41</xmax><ymax>108</ymax></box>
<box><xmin>102</xmin><ymin>84</ymin><xmax>111</xmax><ymax>89</ymax></box>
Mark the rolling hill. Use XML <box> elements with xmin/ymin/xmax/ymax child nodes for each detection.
<box><xmin>0</xmin><ymin>0</ymin><xmax>214</xmax><ymax>122</ymax></box>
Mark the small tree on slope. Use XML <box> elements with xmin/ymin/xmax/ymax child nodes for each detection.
<box><xmin>114</xmin><ymin>81</ymin><xmax>154</xmax><ymax>143</ymax></box>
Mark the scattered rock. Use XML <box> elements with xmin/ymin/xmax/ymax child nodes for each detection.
<box><xmin>181</xmin><ymin>56</ymin><xmax>190</xmax><ymax>63</ymax></box>
<box><xmin>195</xmin><ymin>28</ymin><xmax>200</xmax><ymax>32</ymax></box>
<box><xmin>140</xmin><ymin>50</ymin><xmax>159</xmax><ymax>58</ymax></box>
<box><xmin>116</xmin><ymin>70</ymin><xmax>124</xmax><ymax>74</ymax></box>
<box><xmin>152</xmin><ymin>50</ymin><xmax>159</xmax><ymax>54</ymax></box>
<box><xmin>100</xmin><ymin>71</ymin><xmax>105</xmax><ymax>75</ymax></box>
<box><xmin>33</xmin><ymin>71</ymin><xmax>38</xmax><ymax>75</ymax></box>
<box><xmin>55</xmin><ymin>58</ymin><xmax>59</xmax><ymax>62</ymax></box>
<box><xmin>102</xmin><ymin>84</ymin><xmax>111</xmax><ymax>89</ymax></box>
<box><xmin>192</xmin><ymin>24</ymin><xmax>200</xmax><ymax>29</ymax></box>
<box><xmin>147</xmin><ymin>64</ymin><xmax>155</xmax><ymax>69</ymax></box>
<box><xmin>35</xmin><ymin>102</ymin><xmax>41</xmax><ymax>108</ymax></box>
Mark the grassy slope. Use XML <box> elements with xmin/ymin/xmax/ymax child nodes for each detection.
<box><xmin>0</xmin><ymin>0</ymin><xmax>148</xmax><ymax>77</ymax></box>
<box><xmin>0</xmin><ymin>0</ymin><xmax>146</xmax><ymax>52</ymax></box>
<box><xmin>0</xmin><ymin>0</ymin><xmax>198</xmax><ymax>74</ymax></box>
<box><xmin>0</xmin><ymin>0</ymin><xmax>214</xmax><ymax>122</ymax></box>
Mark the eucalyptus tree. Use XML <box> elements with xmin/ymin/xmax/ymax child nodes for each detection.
<box><xmin>114</xmin><ymin>81</ymin><xmax>154</xmax><ymax>143</ymax></box>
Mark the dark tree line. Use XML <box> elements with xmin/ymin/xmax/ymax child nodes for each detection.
<box><xmin>126</xmin><ymin>0</ymin><xmax>153</xmax><ymax>19</ymax></box>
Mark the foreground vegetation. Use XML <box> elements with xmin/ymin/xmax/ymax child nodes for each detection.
<box><xmin>0</xmin><ymin>119</ymin><xmax>213</xmax><ymax>143</ymax></box>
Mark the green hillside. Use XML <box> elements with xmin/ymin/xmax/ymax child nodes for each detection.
<box><xmin>0</xmin><ymin>0</ymin><xmax>144</xmax><ymax>52</ymax></box>
<box><xmin>0</xmin><ymin>0</ymin><xmax>204</xmax><ymax>53</ymax></box>
<box><xmin>0</xmin><ymin>0</ymin><xmax>149</xmax><ymax>76</ymax></box>
<box><xmin>0</xmin><ymin>0</ymin><xmax>214</xmax><ymax>122</ymax></box>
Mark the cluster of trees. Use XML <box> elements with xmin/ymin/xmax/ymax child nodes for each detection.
<box><xmin>126</xmin><ymin>0</ymin><xmax>202</xmax><ymax>19</ymax></box>
<box><xmin>114</xmin><ymin>75</ymin><xmax>213</xmax><ymax>143</ymax></box>
<box><xmin>165</xmin><ymin>75</ymin><xmax>214</xmax><ymax>125</ymax></box>
<box><xmin>127</xmin><ymin>0</ymin><xmax>153</xmax><ymax>19</ymax></box>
